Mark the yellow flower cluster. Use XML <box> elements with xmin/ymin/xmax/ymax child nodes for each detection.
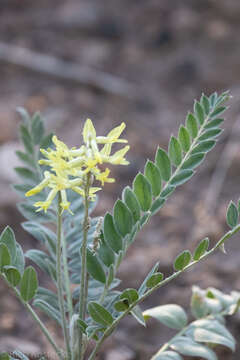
<box><xmin>25</xmin><ymin>119</ymin><xmax>129</xmax><ymax>213</ymax></box>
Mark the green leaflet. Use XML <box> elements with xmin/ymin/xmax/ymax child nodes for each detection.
<box><xmin>3</xmin><ymin>266</ymin><xmax>21</xmax><ymax>287</ymax></box>
<box><xmin>86</xmin><ymin>248</ymin><xmax>106</xmax><ymax>284</ymax></box>
<box><xmin>144</xmin><ymin>160</ymin><xmax>162</xmax><ymax>197</ymax></box>
<box><xmin>0</xmin><ymin>244</ymin><xmax>11</xmax><ymax>271</ymax></box>
<box><xmin>146</xmin><ymin>272</ymin><xmax>164</xmax><ymax>288</ymax></box>
<box><xmin>88</xmin><ymin>302</ymin><xmax>114</xmax><ymax>327</ymax></box>
<box><xmin>186</xmin><ymin>113</ymin><xmax>198</xmax><ymax>139</ymax></box>
<box><xmin>144</xmin><ymin>304</ymin><xmax>188</xmax><ymax>330</ymax></box>
<box><xmin>171</xmin><ymin>337</ymin><xmax>217</xmax><ymax>360</ymax></box>
<box><xmin>0</xmin><ymin>226</ymin><xmax>17</xmax><ymax>262</ymax></box>
<box><xmin>226</xmin><ymin>201</ymin><xmax>239</xmax><ymax>228</ymax></box>
<box><xmin>133</xmin><ymin>173</ymin><xmax>152</xmax><ymax>211</ymax></box>
<box><xmin>113</xmin><ymin>200</ymin><xmax>133</xmax><ymax>237</ymax></box>
<box><xmin>174</xmin><ymin>250</ymin><xmax>192</xmax><ymax>271</ymax></box>
<box><xmin>122</xmin><ymin>186</ymin><xmax>141</xmax><ymax>223</ymax></box>
<box><xmin>168</xmin><ymin>136</ymin><xmax>182</xmax><ymax>167</ymax></box>
<box><xmin>155</xmin><ymin>148</ymin><xmax>171</xmax><ymax>181</ymax></box>
<box><xmin>20</xmin><ymin>266</ymin><xmax>38</xmax><ymax>302</ymax></box>
<box><xmin>193</xmin><ymin>238</ymin><xmax>209</xmax><ymax>261</ymax></box>
<box><xmin>170</xmin><ymin>170</ymin><xmax>194</xmax><ymax>186</ymax></box>
<box><xmin>103</xmin><ymin>213</ymin><xmax>123</xmax><ymax>253</ymax></box>
<box><xmin>194</xmin><ymin>101</ymin><xmax>204</xmax><ymax>125</ymax></box>
<box><xmin>178</xmin><ymin>125</ymin><xmax>191</xmax><ymax>152</ymax></box>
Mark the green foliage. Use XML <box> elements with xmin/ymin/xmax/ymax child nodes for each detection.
<box><xmin>20</xmin><ymin>266</ymin><xmax>38</xmax><ymax>302</ymax></box>
<box><xmin>2</xmin><ymin>91</ymin><xmax>238</xmax><ymax>360</ymax></box>
<box><xmin>149</xmin><ymin>286</ymin><xmax>240</xmax><ymax>360</ymax></box>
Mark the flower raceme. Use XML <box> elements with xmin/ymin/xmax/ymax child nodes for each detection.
<box><xmin>25</xmin><ymin>119</ymin><xmax>129</xmax><ymax>213</ymax></box>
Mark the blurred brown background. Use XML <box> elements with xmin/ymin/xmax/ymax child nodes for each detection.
<box><xmin>1</xmin><ymin>0</ymin><xmax>240</xmax><ymax>359</ymax></box>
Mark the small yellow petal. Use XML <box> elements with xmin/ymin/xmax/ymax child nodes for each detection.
<box><xmin>83</xmin><ymin>118</ymin><xmax>96</xmax><ymax>143</ymax></box>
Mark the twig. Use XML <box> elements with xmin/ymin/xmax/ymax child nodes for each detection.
<box><xmin>0</xmin><ymin>42</ymin><xmax>137</xmax><ymax>98</ymax></box>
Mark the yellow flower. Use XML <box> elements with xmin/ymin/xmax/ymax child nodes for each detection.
<box><xmin>25</xmin><ymin>119</ymin><xmax>130</xmax><ymax>213</ymax></box>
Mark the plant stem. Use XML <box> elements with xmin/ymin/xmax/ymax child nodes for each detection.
<box><xmin>79</xmin><ymin>174</ymin><xmax>91</xmax><ymax>360</ymax></box>
<box><xmin>62</xmin><ymin>232</ymin><xmax>73</xmax><ymax>320</ymax></box>
<box><xmin>1</xmin><ymin>274</ymin><xmax>64</xmax><ymax>360</ymax></box>
<box><xmin>88</xmin><ymin>223</ymin><xmax>240</xmax><ymax>360</ymax></box>
<box><xmin>57</xmin><ymin>192</ymin><xmax>72</xmax><ymax>360</ymax></box>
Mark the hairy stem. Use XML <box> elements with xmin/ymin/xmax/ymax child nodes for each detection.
<box><xmin>1</xmin><ymin>274</ymin><xmax>63</xmax><ymax>359</ymax></box>
<box><xmin>79</xmin><ymin>174</ymin><xmax>91</xmax><ymax>360</ymax></box>
<box><xmin>88</xmin><ymin>223</ymin><xmax>240</xmax><ymax>360</ymax></box>
<box><xmin>57</xmin><ymin>192</ymin><xmax>72</xmax><ymax>360</ymax></box>
<box><xmin>62</xmin><ymin>232</ymin><xmax>74</xmax><ymax>321</ymax></box>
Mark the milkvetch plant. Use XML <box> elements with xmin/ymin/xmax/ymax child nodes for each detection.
<box><xmin>0</xmin><ymin>91</ymin><xmax>239</xmax><ymax>360</ymax></box>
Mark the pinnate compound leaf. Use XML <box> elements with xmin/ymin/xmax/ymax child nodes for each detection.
<box><xmin>193</xmin><ymin>238</ymin><xmax>209</xmax><ymax>261</ymax></box>
<box><xmin>20</xmin><ymin>266</ymin><xmax>38</xmax><ymax>302</ymax></box>
<box><xmin>174</xmin><ymin>250</ymin><xmax>192</xmax><ymax>271</ymax></box>
<box><xmin>133</xmin><ymin>173</ymin><xmax>152</xmax><ymax>211</ymax></box>
<box><xmin>186</xmin><ymin>113</ymin><xmax>198</xmax><ymax>138</ymax></box>
<box><xmin>144</xmin><ymin>304</ymin><xmax>187</xmax><ymax>330</ymax></box>
<box><xmin>0</xmin><ymin>244</ymin><xmax>11</xmax><ymax>271</ymax></box>
<box><xmin>155</xmin><ymin>148</ymin><xmax>171</xmax><ymax>181</ymax></box>
<box><xmin>3</xmin><ymin>266</ymin><xmax>21</xmax><ymax>286</ymax></box>
<box><xmin>168</xmin><ymin>136</ymin><xmax>182</xmax><ymax>166</ymax></box>
<box><xmin>123</xmin><ymin>186</ymin><xmax>141</xmax><ymax>223</ymax></box>
<box><xmin>86</xmin><ymin>248</ymin><xmax>106</xmax><ymax>284</ymax></box>
<box><xmin>226</xmin><ymin>201</ymin><xmax>238</xmax><ymax>228</ymax></box>
<box><xmin>88</xmin><ymin>302</ymin><xmax>114</xmax><ymax>327</ymax></box>
<box><xmin>170</xmin><ymin>337</ymin><xmax>217</xmax><ymax>360</ymax></box>
<box><xmin>144</xmin><ymin>160</ymin><xmax>162</xmax><ymax>197</ymax></box>
<box><xmin>178</xmin><ymin>125</ymin><xmax>191</xmax><ymax>152</ymax></box>
<box><xmin>114</xmin><ymin>200</ymin><xmax>133</xmax><ymax>237</ymax></box>
<box><xmin>103</xmin><ymin>213</ymin><xmax>123</xmax><ymax>253</ymax></box>
<box><xmin>0</xmin><ymin>226</ymin><xmax>17</xmax><ymax>262</ymax></box>
<box><xmin>170</xmin><ymin>170</ymin><xmax>194</xmax><ymax>186</ymax></box>
<box><xmin>146</xmin><ymin>272</ymin><xmax>164</xmax><ymax>288</ymax></box>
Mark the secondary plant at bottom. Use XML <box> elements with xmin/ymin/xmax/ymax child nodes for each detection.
<box><xmin>0</xmin><ymin>91</ymin><xmax>239</xmax><ymax>360</ymax></box>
